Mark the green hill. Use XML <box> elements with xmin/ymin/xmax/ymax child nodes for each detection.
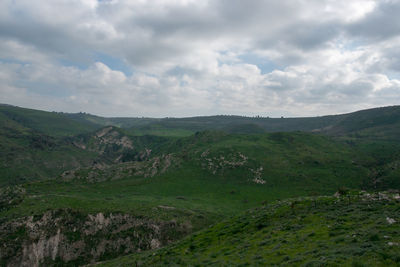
<box><xmin>61</xmin><ymin>105</ymin><xmax>400</xmax><ymax>140</ymax></box>
<box><xmin>0</xmin><ymin>104</ymin><xmax>101</xmax><ymax>137</ymax></box>
<box><xmin>65</xmin><ymin>112</ymin><xmax>160</xmax><ymax>129</ymax></box>
<box><xmin>320</xmin><ymin>106</ymin><xmax>400</xmax><ymax>141</ymax></box>
<box><xmin>2</xmin><ymin>131</ymin><xmax>370</xmax><ymax>218</ymax></box>
<box><xmin>3</xmin><ymin>104</ymin><xmax>400</xmax><ymax>138</ymax></box>
<box><xmin>0</xmin><ymin>108</ymin><xmax>100</xmax><ymax>186</ymax></box>
<box><xmin>0</xmin><ymin>130</ymin><xmax>376</xmax><ymax>265</ymax></box>
<box><xmin>1</xmin><ymin>104</ymin><xmax>400</xmax><ymax>266</ymax></box>
<box><xmin>99</xmin><ymin>192</ymin><xmax>400</xmax><ymax>266</ymax></box>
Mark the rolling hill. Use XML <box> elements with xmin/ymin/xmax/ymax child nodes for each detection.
<box><xmin>3</xmin><ymin>103</ymin><xmax>400</xmax><ymax>138</ymax></box>
<box><xmin>99</xmin><ymin>191</ymin><xmax>400</xmax><ymax>266</ymax></box>
<box><xmin>0</xmin><ymin>103</ymin><xmax>400</xmax><ymax>266</ymax></box>
<box><xmin>0</xmin><ymin>104</ymin><xmax>101</xmax><ymax>137</ymax></box>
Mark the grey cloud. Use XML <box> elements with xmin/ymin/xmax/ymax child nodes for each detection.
<box><xmin>1</xmin><ymin>0</ymin><xmax>400</xmax><ymax>117</ymax></box>
<box><xmin>282</xmin><ymin>22</ymin><xmax>341</xmax><ymax>51</ymax></box>
<box><xmin>380</xmin><ymin>45</ymin><xmax>400</xmax><ymax>73</ymax></box>
<box><xmin>347</xmin><ymin>0</ymin><xmax>400</xmax><ymax>41</ymax></box>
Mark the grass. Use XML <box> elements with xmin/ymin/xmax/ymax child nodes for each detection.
<box><xmin>126</xmin><ymin>124</ymin><xmax>194</xmax><ymax>137</ymax></box>
<box><xmin>98</xmin><ymin>193</ymin><xmax>400</xmax><ymax>266</ymax></box>
<box><xmin>0</xmin><ymin>130</ymin><xmax>374</xmax><ymax>228</ymax></box>
<box><xmin>1</xmin><ymin>104</ymin><xmax>400</xmax><ymax>265</ymax></box>
<box><xmin>0</xmin><ymin>130</ymin><xmax>372</xmax><ymax>219</ymax></box>
<box><xmin>0</xmin><ymin>164</ymin><xmax>305</xmax><ymax>221</ymax></box>
<box><xmin>0</xmin><ymin>105</ymin><xmax>100</xmax><ymax>137</ymax></box>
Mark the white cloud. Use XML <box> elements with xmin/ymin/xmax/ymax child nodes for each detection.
<box><xmin>0</xmin><ymin>0</ymin><xmax>400</xmax><ymax>117</ymax></box>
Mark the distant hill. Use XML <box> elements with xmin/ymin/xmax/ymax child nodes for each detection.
<box><xmin>65</xmin><ymin>112</ymin><xmax>160</xmax><ymax>129</ymax></box>
<box><xmin>1</xmin><ymin>104</ymin><xmax>400</xmax><ymax>189</ymax></box>
<box><xmin>145</xmin><ymin>105</ymin><xmax>400</xmax><ymax>139</ymax></box>
<box><xmin>3</xmin><ymin>104</ymin><xmax>400</xmax><ymax>139</ymax></box>
<box><xmin>1</xmin><ymin>103</ymin><xmax>400</xmax><ymax>265</ymax></box>
<box><xmin>319</xmin><ymin>105</ymin><xmax>400</xmax><ymax>141</ymax></box>
<box><xmin>64</xmin><ymin>105</ymin><xmax>400</xmax><ymax>140</ymax></box>
<box><xmin>0</xmin><ymin>105</ymin><xmax>101</xmax><ymax>137</ymax></box>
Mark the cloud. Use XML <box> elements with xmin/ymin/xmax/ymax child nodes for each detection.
<box><xmin>0</xmin><ymin>0</ymin><xmax>399</xmax><ymax>117</ymax></box>
<box><xmin>346</xmin><ymin>0</ymin><xmax>400</xmax><ymax>42</ymax></box>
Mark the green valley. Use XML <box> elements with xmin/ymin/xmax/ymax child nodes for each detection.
<box><xmin>0</xmin><ymin>104</ymin><xmax>399</xmax><ymax>266</ymax></box>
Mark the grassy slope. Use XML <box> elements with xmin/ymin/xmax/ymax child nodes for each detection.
<box><xmin>0</xmin><ymin>105</ymin><xmax>100</xmax><ymax>137</ymax></box>
<box><xmin>1</xmin><ymin>131</ymin><xmax>369</xmax><ymax>221</ymax></box>
<box><xmin>65</xmin><ymin>112</ymin><xmax>160</xmax><ymax>128</ymax></box>
<box><xmin>0</xmin><ymin>105</ymin><xmax>398</xmax><ymax>216</ymax></box>
<box><xmin>323</xmin><ymin>106</ymin><xmax>400</xmax><ymax>136</ymax></box>
<box><xmin>0</xmin><ymin>144</ymin><xmax>96</xmax><ymax>186</ymax></box>
<box><xmin>141</xmin><ymin>105</ymin><xmax>400</xmax><ymax>138</ymax></box>
<box><xmin>125</xmin><ymin>124</ymin><xmax>195</xmax><ymax>137</ymax></box>
<box><xmin>0</xmin><ymin>107</ymin><xmax>106</xmax><ymax>186</ymax></box>
<box><xmin>1</xmin><ymin>104</ymin><xmax>400</xmax><ymax>265</ymax></box>
<box><xmin>99</xmin><ymin>193</ymin><xmax>400</xmax><ymax>266</ymax></box>
<box><xmin>3</xmin><ymin>104</ymin><xmax>400</xmax><ymax>138</ymax></box>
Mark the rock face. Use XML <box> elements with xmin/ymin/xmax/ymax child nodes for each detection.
<box><xmin>0</xmin><ymin>186</ymin><xmax>26</xmax><ymax>212</ymax></box>
<box><xmin>94</xmin><ymin>127</ymin><xmax>133</xmax><ymax>150</ymax></box>
<box><xmin>199</xmin><ymin>150</ymin><xmax>265</xmax><ymax>184</ymax></box>
<box><xmin>0</xmin><ymin>209</ymin><xmax>191</xmax><ymax>266</ymax></box>
<box><xmin>200</xmin><ymin>150</ymin><xmax>248</xmax><ymax>175</ymax></box>
<box><xmin>72</xmin><ymin>127</ymin><xmax>136</xmax><ymax>163</ymax></box>
<box><xmin>62</xmin><ymin>154</ymin><xmax>176</xmax><ymax>183</ymax></box>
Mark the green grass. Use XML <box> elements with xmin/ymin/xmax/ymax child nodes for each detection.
<box><xmin>99</xmin><ymin>193</ymin><xmax>400</xmax><ymax>266</ymax></box>
<box><xmin>0</xmin><ymin>131</ymin><xmax>372</xmax><ymax>220</ymax></box>
<box><xmin>127</xmin><ymin>125</ymin><xmax>194</xmax><ymax>137</ymax></box>
<box><xmin>0</xmin><ymin>138</ymin><xmax>97</xmax><ymax>186</ymax></box>
<box><xmin>0</xmin><ymin>164</ymin><xmax>302</xmax><ymax>221</ymax></box>
<box><xmin>0</xmin><ymin>105</ymin><xmax>100</xmax><ymax>137</ymax></box>
<box><xmin>1</xmin><ymin>104</ymin><xmax>400</xmax><ymax>265</ymax></box>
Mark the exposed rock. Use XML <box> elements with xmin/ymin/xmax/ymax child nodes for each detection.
<box><xmin>200</xmin><ymin>150</ymin><xmax>266</xmax><ymax>184</ymax></box>
<box><xmin>150</xmin><ymin>239</ymin><xmax>161</xmax><ymax>249</ymax></box>
<box><xmin>61</xmin><ymin>153</ymin><xmax>177</xmax><ymax>183</ymax></box>
<box><xmin>386</xmin><ymin>217</ymin><xmax>396</xmax><ymax>224</ymax></box>
<box><xmin>0</xmin><ymin>209</ymin><xmax>191</xmax><ymax>266</ymax></box>
<box><xmin>200</xmin><ymin>151</ymin><xmax>248</xmax><ymax>174</ymax></box>
<box><xmin>0</xmin><ymin>185</ymin><xmax>26</xmax><ymax>211</ymax></box>
<box><xmin>72</xmin><ymin>127</ymin><xmax>135</xmax><ymax>162</ymax></box>
<box><xmin>96</xmin><ymin>127</ymin><xmax>113</xmax><ymax>138</ymax></box>
<box><xmin>250</xmin><ymin>167</ymin><xmax>265</xmax><ymax>184</ymax></box>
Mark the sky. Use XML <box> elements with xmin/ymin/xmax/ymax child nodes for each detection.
<box><xmin>0</xmin><ymin>0</ymin><xmax>400</xmax><ymax>118</ymax></box>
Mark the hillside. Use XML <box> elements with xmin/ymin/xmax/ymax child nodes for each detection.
<box><xmin>65</xmin><ymin>112</ymin><xmax>160</xmax><ymax>129</ymax></box>
<box><xmin>1</xmin><ymin>104</ymin><xmax>400</xmax><ymax>266</ymax></box>
<box><xmin>99</xmin><ymin>191</ymin><xmax>400</xmax><ymax>266</ymax></box>
<box><xmin>318</xmin><ymin>106</ymin><xmax>400</xmax><ymax>140</ymax></box>
<box><xmin>3</xmin><ymin>104</ymin><xmax>400</xmax><ymax>139</ymax></box>
<box><xmin>1</xmin><ymin>131</ymin><xmax>371</xmax><ymax>219</ymax></box>
<box><xmin>0</xmin><ymin>130</ymin><xmax>376</xmax><ymax>265</ymax></box>
<box><xmin>63</xmin><ymin>105</ymin><xmax>400</xmax><ymax>142</ymax></box>
<box><xmin>0</xmin><ymin>110</ymin><xmax>98</xmax><ymax>186</ymax></box>
<box><xmin>0</xmin><ymin>120</ymin><xmax>176</xmax><ymax>186</ymax></box>
<box><xmin>0</xmin><ymin>105</ymin><xmax>101</xmax><ymax>137</ymax></box>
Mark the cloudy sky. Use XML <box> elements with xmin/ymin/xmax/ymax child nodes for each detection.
<box><xmin>0</xmin><ymin>0</ymin><xmax>400</xmax><ymax>117</ymax></box>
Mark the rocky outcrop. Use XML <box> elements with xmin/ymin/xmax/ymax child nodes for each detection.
<box><xmin>94</xmin><ymin>127</ymin><xmax>133</xmax><ymax>150</ymax></box>
<box><xmin>250</xmin><ymin>167</ymin><xmax>265</xmax><ymax>184</ymax></box>
<box><xmin>0</xmin><ymin>209</ymin><xmax>191</xmax><ymax>266</ymax></box>
<box><xmin>0</xmin><ymin>186</ymin><xmax>26</xmax><ymax>212</ymax></box>
<box><xmin>200</xmin><ymin>150</ymin><xmax>248</xmax><ymax>175</ymax></box>
<box><xmin>72</xmin><ymin>127</ymin><xmax>135</xmax><ymax>163</ymax></box>
<box><xmin>199</xmin><ymin>150</ymin><xmax>265</xmax><ymax>184</ymax></box>
<box><xmin>61</xmin><ymin>154</ymin><xmax>177</xmax><ymax>183</ymax></box>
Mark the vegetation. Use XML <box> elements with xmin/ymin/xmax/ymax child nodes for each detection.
<box><xmin>0</xmin><ymin>104</ymin><xmax>100</xmax><ymax>137</ymax></box>
<box><xmin>0</xmin><ymin>104</ymin><xmax>399</xmax><ymax>266</ymax></box>
<box><xmin>99</xmin><ymin>192</ymin><xmax>400</xmax><ymax>266</ymax></box>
